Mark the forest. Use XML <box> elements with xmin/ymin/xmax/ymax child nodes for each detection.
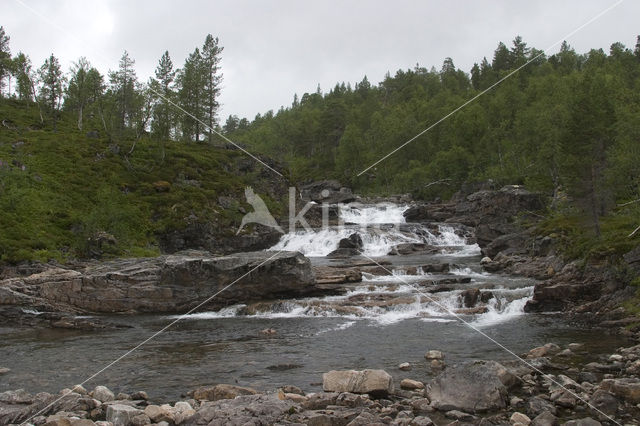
<box><xmin>0</xmin><ymin>26</ymin><xmax>639</xmax><ymax>262</ymax></box>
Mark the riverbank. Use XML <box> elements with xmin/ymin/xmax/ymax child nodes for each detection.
<box><xmin>2</xmin><ymin>338</ymin><xmax>639</xmax><ymax>425</ymax></box>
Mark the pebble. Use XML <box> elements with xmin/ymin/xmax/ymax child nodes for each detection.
<box><xmin>398</xmin><ymin>362</ymin><xmax>412</xmax><ymax>371</ymax></box>
<box><xmin>0</xmin><ymin>367</ymin><xmax>10</xmax><ymax>375</ymax></box>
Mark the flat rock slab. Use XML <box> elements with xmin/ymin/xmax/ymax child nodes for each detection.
<box><xmin>323</xmin><ymin>369</ymin><xmax>393</xmax><ymax>397</ymax></box>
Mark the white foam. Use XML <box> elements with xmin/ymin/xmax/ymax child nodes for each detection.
<box><xmin>171</xmin><ymin>305</ymin><xmax>245</xmax><ymax>320</ymax></box>
<box><xmin>450</xmin><ymin>267</ymin><xmax>489</xmax><ymax>278</ymax></box>
<box><xmin>339</xmin><ymin>203</ymin><xmax>409</xmax><ymax>224</ymax></box>
<box><xmin>315</xmin><ymin>321</ymin><xmax>357</xmax><ymax>335</ymax></box>
<box><xmin>270</xmin><ymin>226</ymin><xmax>424</xmax><ymax>257</ymax></box>
<box><xmin>471</xmin><ymin>296</ymin><xmax>530</xmax><ymax>327</ymax></box>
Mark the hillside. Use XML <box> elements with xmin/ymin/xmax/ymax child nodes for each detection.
<box><xmin>0</xmin><ymin>99</ymin><xmax>288</xmax><ymax>263</ymax></box>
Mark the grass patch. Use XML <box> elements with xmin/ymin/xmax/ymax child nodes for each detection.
<box><xmin>0</xmin><ymin>99</ymin><xmax>287</xmax><ymax>263</ymax></box>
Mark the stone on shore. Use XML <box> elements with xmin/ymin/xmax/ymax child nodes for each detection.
<box><xmin>424</xmin><ymin>350</ymin><xmax>444</xmax><ymax>360</ymax></box>
<box><xmin>105</xmin><ymin>404</ymin><xmax>142</xmax><ymax>426</ymax></box>
<box><xmin>530</xmin><ymin>411</ymin><xmax>558</xmax><ymax>426</ymax></box>
<box><xmin>527</xmin><ymin>343</ymin><xmax>561</xmax><ymax>359</ymax></box>
<box><xmin>183</xmin><ymin>394</ymin><xmax>292</xmax><ymax>426</ymax></box>
<box><xmin>598</xmin><ymin>378</ymin><xmax>640</xmax><ymax>404</ymax></box>
<box><xmin>398</xmin><ymin>362</ymin><xmax>411</xmax><ymax>371</ymax></box>
<box><xmin>192</xmin><ymin>384</ymin><xmax>259</xmax><ymax>401</ymax></box>
<box><xmin>92</xmin><ymin>386</ymin><xmax>115</xmax><ymax>403</ymax></box>
<box><xmin>400</xmin><ymin>379</ymin><xmax>424</xmax><ymax>390</ymax></box>
<box><xmin>322</xmin><ymin>369</ymin><xmax>394</xmax><ymax>396</ymax></box>
<box><xmin>144</xmin><ymin>404</ymin><xmax>175</xmax><ymax>423</ymax></box>
<box><xmin>0</xmin><ymin>367</ymin><xmax>10</xmax><ymax>375</ymax></box>
<box><xmin>510</xmin><ymin>412</ymin><xmax>531</xmax><ymax>425</ymax></box>
<box><xmin>426</xmin><ymin>360</ymin><xmax>517</xmax><ymax>413</ymax></box>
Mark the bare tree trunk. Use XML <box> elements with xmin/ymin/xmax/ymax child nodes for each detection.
<box><xmin>77</xmin><ymin>104</ymin><xmax>83</xmax><ymax>131</ymax></box>
<box><xmin>589</xmin><ymin>165</ymin><xmax>601</xmax><ymax>237</ymax></box>
<box><xmin>30</xmin><ymin>81</ymin><xmax>44</xmax><ymax>124</ymax></box>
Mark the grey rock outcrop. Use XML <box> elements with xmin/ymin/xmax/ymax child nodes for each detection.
<box><xmin>0</xmin><ymin>251</ymin><xmax>315</xmax><ymax>315</ymax></box>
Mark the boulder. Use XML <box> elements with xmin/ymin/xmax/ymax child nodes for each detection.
<box><xmin>527</xmin><ymin>343</ymin><xmax>561</xmax><ymax>359</ymax></box>
<box><xmin>322</xmin><ymin>369</ymin><xmax>394</xmax><ymax>397</ymax></box>
<box><xmin>588</xmin><ymin>390</ymin><xmax>618</xmax><ymax>416</ymax></box>
<box><xmin>192</xmin><ymin>384</ymin><xmax>259</xmax><ymax>401</ymax></box>
<box><xmin>400</xmin><ymin>379</ymin><xmax>424</xmax><ymax>390</ymax></box>
<box><xmin>460</xmin><ymin>288</ymin><xmax>480</xmax><ymax>308</ymax></box>
<box><xmin>301</xmin><ymin>392</ymin><xmax>339</xmax><ymax>410</ymax></box>
<box><xmin>527</xmin><ymin>397</ymin><xmax>556</xmax><ymax>417</ymax></box>
<box><xmin>300</xmin><ymin>180</ymin><xmax>356</xmax><ymax>205</ymax></box>
<box><xmin>91</xmin><ymin>386</ymin><xmax>115</xmax><ymax>403</ymax></box>
<box><xmin>327</xmin><ymin>247</ymin><xmax>362</xmax><ymax>258</ymax></box>
<box><xmin>105</xmin><ymin>404</ymin><xmax>142</xmax><ymax>426</ymax></box>
<box><xmin>530</xmin><ymin>411</ymin><xmax>558</xmax><ymax>426</ymax></box>
<box><xmin>143</xmin><ymin>405</ymin><xmax>175</xmax><ymax>423</ymax></box>
<box><xmin>424</xmin><ymin>350</ymin><xmax>444</xmax><ymax>360</ymax></box>
<box><xmin>338</xmin><ymin>233</ymin><xmax>363</xmax><ymax>250</ymax></box>
<box><xmin>563</xmin><ymin>418</ymin><xmax>601</xmax><ymax>426</ymax></box>
<box><xmin>183</xmin><ymin>394</ymin><xmax>292</xmax><ymax>425</ymax></box>
<box><xmin>598</xmin><ymin>378</ymin><xmax>640</xmax><ymax>404</ymax></box>
<box><xmin>426</xmin><ymin>360</ymin><xmax>517</xmax><ymax>413</ymax></box>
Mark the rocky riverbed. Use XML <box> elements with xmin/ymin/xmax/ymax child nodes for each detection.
<box><xmin>2</xmin><ymin>339</ymin><xmax>640</xmax><ymax>425</ymax></box>
<box><xmin>2</xmin><ymin>183</ymin><xmax>639</xmax><ymax>426</ymax></box>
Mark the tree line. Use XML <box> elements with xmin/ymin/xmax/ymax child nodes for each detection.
<box><xmin>224</xmin><ymin>35</ymin><xmax>640</xmax><ymax>238</ymax></box>
<box><xmin>0</xmin><ymin>27</ymin><xmax>222</xmax><ymax>142</ymax></box>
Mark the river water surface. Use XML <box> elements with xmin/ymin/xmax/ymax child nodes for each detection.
<box><xmin>0</xmin><ymin>203</ymin><xmax>628</xmax><ymax>401</ymax></box>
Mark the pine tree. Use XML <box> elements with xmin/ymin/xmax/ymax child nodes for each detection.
<box><xmin>12</xmin><ymin>52</ymin><xmax>34</xmax><ymax>102</ymax></box>
<box><xmin>38</xmin><ymin>54</ymin><xmax>65</xmax><ymax>129</ymax></box>
<box><xmin>560</xmin><ymin>69</ymin><xmax>616</xmax><ymax>236</ymax></box>
<box><xmin>65</xmin><ymin>57</ymin><xmax>103</xmax><ymax>130</ymax></box>
<box><xmin>177</xmin><ymin>47</ymin><xmax>205</xmax><ymax>142</ymax></box>
<box><xmin>151</xmin><ymin>50</ymin><xmax>176</xmax><ymax>140</ymax></box>
<box><xmin>0</xmin><ymin>26</ymin><xmax>11</xmax><ymax>96</ymax></box>
<box><xmin>492</xmin><ymin>42</ymin><xmax>511</xmax><ymax>72</ymax></box>
<box><xmin>201</xmin><ymin>34</ymin><xmax>223</xmax><ymax>143</ymax></box>
<box><xmin>510</xmin><ymin>36</ymin><xmax>529</xmax><ymax>67</ymax></box>
<box><xmin>109</xmin><ymin>51</ymin><xmax>138</xmax><ymax>133</ymax></box>
<box><xmin>470</xmin><ymin>63</ymin><xmax>481</xmax><ymax>90</ymax></box>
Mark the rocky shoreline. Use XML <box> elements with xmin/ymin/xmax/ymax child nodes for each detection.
<box><xmin>2</xmin><ymin>339</ymin><xmax>640</xmax><ymax>425</ymax></box>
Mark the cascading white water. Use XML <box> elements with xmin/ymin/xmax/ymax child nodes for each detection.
<box><xmin>270</xmin><ymin>203</ymin><xmax>481</xmax><ymax>257</ymax></box>
<box><xmin>262</xmin><ymin>201</ymin><xmax>530</xmax><ymax>325</ymax></box>
<box><xmin>340</xmin><ymin>203</ymin><xmax>409</xmax><ymax>224</ymax></box>
<box><xmin>173</xmin><ymin>282</ymin><xmax>534</xmax><ymax>326</ymax></box>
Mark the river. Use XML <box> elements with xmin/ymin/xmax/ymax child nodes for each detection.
<box><xmin>0</xmin><ymin>203</ymin><xmax>628</xmax><ymax>402</ymax></box>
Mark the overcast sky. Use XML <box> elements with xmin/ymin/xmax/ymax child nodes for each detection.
<box><xmin>3</xmin><ymin>0</ymin><xmax>639</xmax><ymax>121</ymax></box>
